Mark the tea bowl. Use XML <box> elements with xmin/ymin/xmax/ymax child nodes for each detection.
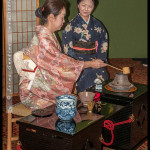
<box><xmin>56</xmin><ymin>95</ymin><xmax>77</xmax><ymax>121</ymax></box>
<box><xmin>78</xmin><ymin>91</ymin><xmax>95</xmax><ymax>107</ymax></box>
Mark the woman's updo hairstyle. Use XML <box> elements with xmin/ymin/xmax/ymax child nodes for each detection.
<box><xmin>77</xmin><ymin>0</ymin><xmax>98</xmax><ymax>9</ymax></box>
<box><xmin>35</xmin><ymin>0</ymin><xmax>66</xmax><ymax>25</ymax></box>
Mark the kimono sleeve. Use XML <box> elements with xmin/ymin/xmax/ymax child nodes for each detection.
<box><xmin>62</xmin><ymin>23</ymin><xmax>78</xmax><ymax>59</ymax></box>
<box><xmin>36</xmin><ymin>37</ymin><xmax>84</xmax><ymax>82</ymax></box>
<box><xmin>96</xmin><ymin>22</ymin><xmax>109</xmax><ymax>63</ymax></box>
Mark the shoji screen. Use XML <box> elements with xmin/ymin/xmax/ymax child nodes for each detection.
<box><xmin>3</xmin><ymin>0</ymin><xmax>39</xmax><ymax>100</ymax></box>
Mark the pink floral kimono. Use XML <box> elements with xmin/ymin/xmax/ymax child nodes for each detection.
<box><xmin>18</xmin><ymin>25</ymin><xmax>84</xmax><ymax>110</ymax></box>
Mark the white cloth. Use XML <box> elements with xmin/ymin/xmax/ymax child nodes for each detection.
<box><xmin>13</xmin><ymin>50</ymin><xmax>37</xmax><ymax>89</ymax></box>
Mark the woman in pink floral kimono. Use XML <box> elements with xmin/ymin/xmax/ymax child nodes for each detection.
<box><xmin>13</xmin><ymin>0</ymin><xmax>107</xmax><ymax>110</ymax></box>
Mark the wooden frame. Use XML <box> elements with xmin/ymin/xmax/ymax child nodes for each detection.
<box><xmin>3</xmin><ymin>0</ymin><xmax>7</xmax><ymax>98</ymax></box>
<box><xmin>3</xmin><ymin>0</ymin><xmax>40</xmax><ymax>99</ymax></box>
<box><xmin>5</xmin><ymin>1</ymin><xmax>40</xmax><ymax>149</ymax></box>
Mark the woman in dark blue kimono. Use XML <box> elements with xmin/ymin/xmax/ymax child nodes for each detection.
<box><xmin>62</xmin><ymin>0</ymin><xmax>109</xmax><ymax>93</ymax></box>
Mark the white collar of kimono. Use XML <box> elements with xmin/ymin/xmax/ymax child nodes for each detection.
<box><xmin>79</xmin><ymin>13</ymin><xmax>90</xmax><ymax>25</ymax></box>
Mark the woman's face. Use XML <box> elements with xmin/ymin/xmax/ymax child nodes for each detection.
<box><xmin>78</xmin><ymin>0</ymin><xmax>94</xmax><ymax>18</ymax></box>
<box><xmin>53</xmin><ymin>7</ymin><xmax>66</xmax><ymax>32</ymax></box>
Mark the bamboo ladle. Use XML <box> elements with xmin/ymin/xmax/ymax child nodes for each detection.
<box><xmin>107</xmin><ymin>64</ymin><xmax>130</xmax><ymax>74</ymax></box>
<box><xmin>91</xmin><ymin>58</ymin><xmax>130</xmax><ymax>74</ymax></box>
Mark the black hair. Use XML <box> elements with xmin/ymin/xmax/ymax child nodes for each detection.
<box><xmin>35</xmin><ymin>0</ymin><xmax>66</xmax><ymax>25</ymax></box>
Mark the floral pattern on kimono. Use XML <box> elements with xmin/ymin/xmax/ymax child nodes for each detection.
<box><xmin>20</xmin><ymin>25</ymin><xmax>84</xmax><ymax>109</ymax></box>
<box><xmin>62</xmin><ymin>14</ymin><xmax>109</xmax><ymax>92</ymax></box>
<box><xmin>19</xmin><ymin>79</ymin><xmax>53</xmax><ymax>110</ymax></box>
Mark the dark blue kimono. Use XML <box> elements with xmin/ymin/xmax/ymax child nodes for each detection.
<box><xmin>62</xmin><ymin>14</ymin><xmax>109</xmax><ymax>93</ymax></box>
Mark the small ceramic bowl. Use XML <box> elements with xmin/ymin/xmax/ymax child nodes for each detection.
<box><xmin>78</xmin><ymin>91</ymin><xmax>95</xmax><ymax>107</ymax></box>
<box><xmin>56</xmin><ymin>95</ymin><xmax>77</xmax><ymax>121</ymax></box>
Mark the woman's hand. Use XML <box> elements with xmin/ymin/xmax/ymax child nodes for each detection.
<box><xmin>91</xmin><ymin>59</ymin><xmax>107</xmax><ymax>68</ymax></box>
<box><xmin>83</xmin><ymin>59</ymin><xmax>107</xmax><ymax>69</ymax></box>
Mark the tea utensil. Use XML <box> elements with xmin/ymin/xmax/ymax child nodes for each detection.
<box><xmin>107</xmin><ymin>64</ymin><xmax>130</xmax><ymax>74</ymax></box>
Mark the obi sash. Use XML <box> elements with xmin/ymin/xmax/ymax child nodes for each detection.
<box><xmin>73</xmin><ymin>41</ymin><xmax>98</xmax><ymax>54</ymax></box>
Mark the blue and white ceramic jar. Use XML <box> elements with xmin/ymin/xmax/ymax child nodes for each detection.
<box><xmin>56</xmin><ymin>95</ymin><xmax>77</xmax><ymax>121</ymax></box>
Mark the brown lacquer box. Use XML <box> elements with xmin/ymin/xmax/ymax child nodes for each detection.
<box><xmin>17</xmin><ymin>105</ymin><xmax>105</xmax><ymax>150</ymax></box>
<box><xmin>97</xmin><ymin>82</ymin><xmax>148</xmax><ymax>150</ymax></box>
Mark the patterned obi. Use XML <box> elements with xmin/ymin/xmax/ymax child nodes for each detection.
<box><xmin>73</xmin><ymin>41</ymin><xmax>97</xmax><ymax>54</ymax></box>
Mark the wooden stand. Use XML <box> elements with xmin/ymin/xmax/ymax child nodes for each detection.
<box><xmin>100</xmin><ymin>83</ymin><xmax>148</xmax><ymax>150</ymax></box>
<box><xmin>17</xmin><ymin>111</ymin><xmax>105</xmax><ymax>150</ymax></box>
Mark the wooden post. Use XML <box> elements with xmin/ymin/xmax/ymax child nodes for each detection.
<box><xmin>3</xmin><ymin>0</ymin><xmax>7</xmax><ymax>99</ymax></box>
<box><xmin>36</xmin><ymin>0</ymin><xmax>40</xmax><ymax>25</ymax></box>
<box><xmin>7</xmin><ymin>110</ymin><xmax>12</xmax><ymax>150</ymax></box>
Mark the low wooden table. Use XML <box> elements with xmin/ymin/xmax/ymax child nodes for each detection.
<box><xmin>90</xmin><ymin>82</ymin><xmax>148</xmax><ymax>150</ymax></box>
<box><xmin>17</xmin><ymin>105</ymin><xmax>106</xmax><ymax>150</ymax></box>
<box><xmin>16</xmin><ymin>99</ymin><xmax>128</xmax><ymax>150</ymax></box>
